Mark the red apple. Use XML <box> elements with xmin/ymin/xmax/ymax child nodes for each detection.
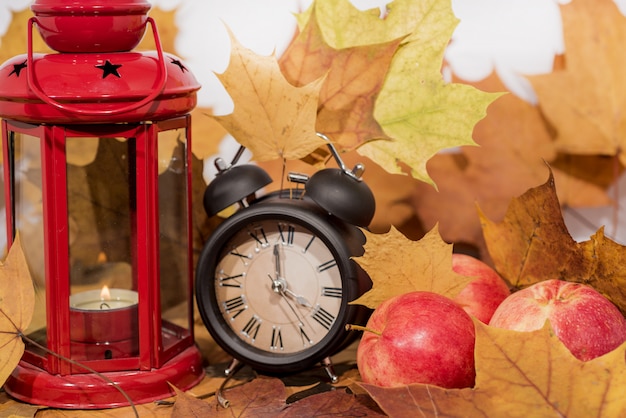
<box><xmin>452</xmin><ymin>253</ymin><xmax>511</xmax><ymax>323</ymax></box>
<box><xmin>355</xmin><ymin>291</ymin><xmax>476</xmax><ymax>388</ymax></box>
<box><xmin>489</xmin><ymin>279</ymin><xmax>626</xmax><ymax>361</ymax></box>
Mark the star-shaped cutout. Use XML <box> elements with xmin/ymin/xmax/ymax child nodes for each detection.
<box><xmin>8</xmin><ymin>60</ymin><xmax>27</xmax><ymax>77</ymax></box>
<box><xmin>95</xmin><ymin>60</ymin><xmax>122</xmax><ymax>78</ymax></box>
<box><xmin>169</xmin><ymin>57</ymin><xmax>187</xmax><ymax>72</ymax></box>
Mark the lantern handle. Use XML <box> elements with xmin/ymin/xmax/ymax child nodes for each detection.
<box><xmin>26</xmin><ymin>17</ymin><xmax>168</xmax><ymax>116</ymax></box>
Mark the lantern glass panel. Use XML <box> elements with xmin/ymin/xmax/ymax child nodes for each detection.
<box><xmin>157</xmin><ymin>127</ymin><xmax>191</xmax><ymax>351</ymax></box>
<box><xmin>66</xmin><ymin>136</ymin><xmax>139</xmax><ymax>362</ymax></box>
<box><xmin>7</xmin><ymin>130</ymin><xmax>46</xmax><ymax>347</ymax></box>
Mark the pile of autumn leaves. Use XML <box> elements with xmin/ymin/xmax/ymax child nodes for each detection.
<box><xmin>208</xmin><ymin>0</ymin><xmax>626</xmax><ymax>416</ymax></box>
<box><xmin>213</xmin><ymin>0</ymin><xmax>497</xmax><ymax>185</ymax></box>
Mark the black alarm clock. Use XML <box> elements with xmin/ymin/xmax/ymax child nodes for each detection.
<box><xmin>195</xmin><ymin>134</ymin><xmax>374</xmax><ymax>381</ymax></box>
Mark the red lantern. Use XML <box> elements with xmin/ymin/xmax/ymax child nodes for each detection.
<box><xmin>0</xmin><ymin>0</ymin><xmax>204</xmax><ymax>408</ymax></box>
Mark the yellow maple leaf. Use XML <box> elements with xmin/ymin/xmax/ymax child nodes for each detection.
<box><xmin>361</xmin><ymin>321</ymin><xmax>626</xmax><ymax>418</ymax></box>
<box><xmin>528</xmin><ymin>0</ymin><xmax>626</xmax><ymax>165</ymax></box>
<box><xmin>357</xmin><ymin>0</ymin><xmax>502</xmax><ymax>186</ymax></box>
<box><xmin>0</xmin><ymin>234</ymin><xmax>35</xmax><ymax>386</ymax></box>
<box><xmin>350</xmin><ymin>225</ymin><xmax>473</xmax><ymax>309</ymax></box>
<box><xmin>212</xmin><ymin>29</ymin><xmax>326</xmax><ymax>162</ymax></box>
<box><xmin>473</xmin><ymin>322</ymin><xmax>626</xmax><ymax>417</ymax></box>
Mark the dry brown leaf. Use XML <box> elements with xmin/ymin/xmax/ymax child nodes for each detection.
<box><xmin>204</xmin><ymin>375</ymin><xmax>287</xmax><ymax>417</ymax></box>
<box><xmin>278</xmin><ymin>389</ymin><xmax>385</xmax><ymax>417</ymax></box>
<box><xmin>471</xmin><ymin>322</ymin><xmax>626</xmax><ymax>417</ymax></box>
<box><xmin>34</xmin><ymin>403</ymin><xmax>169</xmax><ymax>417</ymax></box>
<box><xmin>361</xmin><ymin>382</ymin><xmax>479</xmax><ymax>418</ymax></box>
<box><xmin>279</xmin><ymin>7</ymin><xmax>399</xmax><ymax>150</ymax></box>
<box><xmin>170</xmin><ymin>385</ymin><xmax>215</xmax><ymax>417</ymax></box>
<box><xmin>351</xmin><ymin>225</ymin><xmax>474</xmax><ymax>309</ymax></box>
<box><xmin>212</xmin><ymin>29</ymin><xmax>326</xmax><ymax>162</ymax></box>
<box><xmin>0</xmin><ymin>234</ymin><xmax>35</xmax><ymax>386</ymax></box>
<box><xmin>361</xmin><ymin>321</ymin><xmax>626</xmax><ymax>418</ymax></box>
<box><xmin>479</xmin><ymin>169</ymin><xmax>626</xmax><ymax>313</ymax></box>
<box><xmin>199</xmin><ymin>374</ymin><xmax>384</xmax><ymax>418</ymax></box>
<box><xmin>529</xmin><ymin>0</ymin><xmax>626</xmax><ymax>165</ymax></box>
<box><xmin>478</xmin><ymin>169</ymin><xmax>586</xmax><ymax>289</ymax></box>
<box><xmin>550</xmin><ymin>153</ymin><xmax>623</xmax><ymax>197</ymax></box>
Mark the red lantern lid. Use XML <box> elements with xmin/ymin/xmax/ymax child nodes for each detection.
<box><xmin>0</xmin><ymin>1</ymin><xmax>200</xmax><ymax>125</ymax></box>
<box><xmin>0</xmin><ymin>50</ymin><xmax>200</xmax><ymax>124</ymax></box>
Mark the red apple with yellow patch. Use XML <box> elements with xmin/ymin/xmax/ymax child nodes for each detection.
<box><xmin>489</xmin><ymin>279</ymin><xmax>626</xmax><ymax>361</ymax></box>
<box><xmin>355</xmin><ymin>291</ymin><xmax>476</xmax><ymax>388</ymax></box>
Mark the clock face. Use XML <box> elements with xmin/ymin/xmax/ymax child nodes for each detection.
<box><xmin>214</xmin><ymin>219</ymin><xmax>343</xmax><ymax>355</ymax></box>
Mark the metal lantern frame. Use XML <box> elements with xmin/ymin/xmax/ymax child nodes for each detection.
<box><xmin>2</xmin><ymin>117</ymin><xmax>204</xmax><ymax>407</ymax></box>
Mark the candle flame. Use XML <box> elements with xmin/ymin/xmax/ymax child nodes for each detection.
<box><xmin>97</xmin><ymin>251</ymin><xmax>107</xmax><ymax>264</ymax></box>
<box><xmin>100</xmin><ymin>285</ymin><xmax>111</xmax><ymax>300</ymax></box>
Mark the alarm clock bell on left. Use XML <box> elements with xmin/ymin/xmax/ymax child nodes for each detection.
<box><xmin>195</xmin><ymin>137</ymin><xmax>374</xmax><ymax>382</ymax></box>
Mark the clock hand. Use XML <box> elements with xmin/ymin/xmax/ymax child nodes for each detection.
<box><xmin>268</xmin><ymin>274</ymin><xmax>305</xmax><ymax>325</ymax></box>
<box><xmin>273</xmin><ymin>244</ymin><xmax>282</xmax><ymax>279</ymax></box>
<box><xmin>282</xmin><ymin>290</ymin><xmax>305</xmax><ymax>325</ymax></box>
<box><xmin>283</xmin><ymin>288</ymin><xmax>313</xmax><ymax>308</ymax></box>
<box><xmin>272</xmin><ymin>244</ymin><xmax>313</xmax><ymax>308</ymax></box>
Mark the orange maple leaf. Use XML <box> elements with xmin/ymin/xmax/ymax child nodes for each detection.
<box><xmin>528</xmin><ymin>0</ymin><xmax>626</xmax><ymax>165</ymax></box>
<box><xmin>279</xmin><ymin>7</ymin><xmax>400</xmax><ymax>150</ymax></box>
<box><xmin>479</xmin><ymin>169</ymin><xmax>626</xmax><ymax>313</ymax></box>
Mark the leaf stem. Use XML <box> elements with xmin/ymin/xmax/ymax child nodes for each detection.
<box><xmin>345</xmin><ymin>324</ymin><xmax>382</xmax><ymax>336</ymax></box>
<box><xmin>217</xmin><ymin>359</ymin><xmax>246</xmax><ymax>408</ymax></box>
<box><xmin>19</xmin><ymin>333</ymin><xmax>139</xmax><ymax>418</ymax></box>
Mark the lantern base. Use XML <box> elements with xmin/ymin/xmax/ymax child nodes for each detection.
<box><xmin>4</xmin><ymin>345</ymin><xmax>204</xmax><ymax>409</ymax></box>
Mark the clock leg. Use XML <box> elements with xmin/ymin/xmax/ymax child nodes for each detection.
<box><xmin>321</xmin><ymin>357</ymin><xmax>338</xmax><ymax>383</ymax></box>
<box><xmin>225</xmin><ymin>357</ymin><xmax>242</xmax><ymax>376</ymax></box>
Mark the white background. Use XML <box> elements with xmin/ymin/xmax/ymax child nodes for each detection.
<box><xmin>1</xmin><ymin>0</ymin><xmax>625</xmax><ymax>244</ymax></box>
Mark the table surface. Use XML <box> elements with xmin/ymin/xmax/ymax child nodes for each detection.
<box><xmin>0</xmin><ymin>307</ymin><xmax>362</xmax><ymax>417</ymax></box>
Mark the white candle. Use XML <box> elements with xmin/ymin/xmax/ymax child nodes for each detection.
<box><xmin>69</xmin><ymin>288</ymin><xmax>138</xmax><ymax>311</ymax></box>
<box><xmin>69</xmin><ymin>287</ymin><xmax>139</xmax><ymax>347</ymax></box>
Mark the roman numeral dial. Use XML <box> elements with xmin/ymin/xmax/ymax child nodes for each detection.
<box><xmin>212</xmin><ymin>218</ymin><xmax>344</xmax><ymax>355</ymax></box>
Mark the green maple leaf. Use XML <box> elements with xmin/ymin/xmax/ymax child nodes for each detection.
<box><xmin>302</xmin><ymin>0</ymin><xmax>420</xmax><ymax>49</ymax></box>
<box><xmin>354</xmin><ymin>0</ymin><xmax>502</xmax><ymax>187</ymax></box>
